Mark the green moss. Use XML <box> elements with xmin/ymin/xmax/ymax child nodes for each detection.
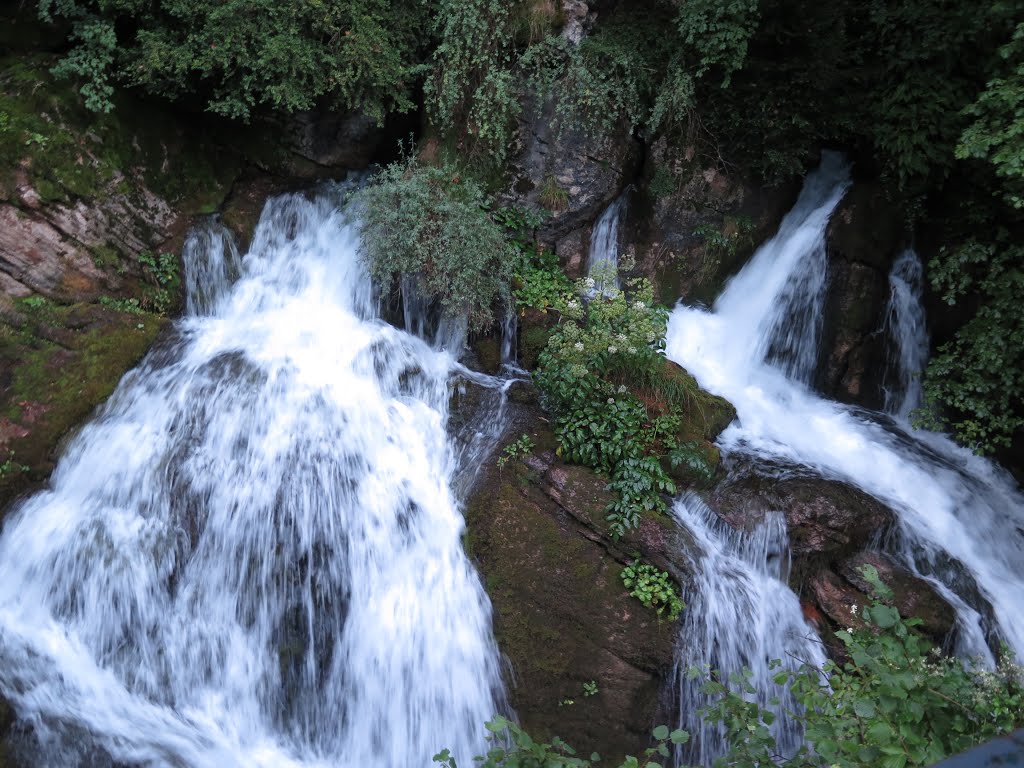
<box><xmin>0</xmin><ymin>307</ymin><xmax>165</xmax><ymax>507</ymax></box>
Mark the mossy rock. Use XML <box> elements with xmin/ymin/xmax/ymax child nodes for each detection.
<box><xmin>0</xmin><ymin>303</ymin><xmax>166</xmax><ymax>509</ymax></box>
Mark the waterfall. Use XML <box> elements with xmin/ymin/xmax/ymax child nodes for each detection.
<box><xmin>585</xmin><ymin>192</ymin><xmax>627</xmax><ymax>295</ymax></box>
<box><xmin>715</xmin><ymin>151</ymin><xmax>850</xmax><ymax>384</ymax></box>
<box><xmin>666</xmin><ymin>154</ymin><xmax>1024</xmax><ymax>678</ymax></box>
<box><xmin>672</xmin><ymin>495</ymin><xmax>826</xmax><ymax>765</ymax></box>
<box><xmin>0</xmin><ymin>187</ymin><xmax>507</xmax><ymax>767</ymax></box>
<box><xmin>182</xmin><ymin>217</ymin><xmax>243</xmax><ymax>317</ymax></box>
<box><xmin>882</xmin><ymin>249</ymin><xmax>929</xmax><ymax>419</ymax></box>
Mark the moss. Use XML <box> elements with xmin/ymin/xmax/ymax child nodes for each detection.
<box><xmin>0</xmin><ymin>305</ymin><xmax>165</xmax><ymax>508</ymax></box>
<box><xmin>0</xmin><ymin>54</ymin><xmax>239</xmax><ymax>215</ymax></box>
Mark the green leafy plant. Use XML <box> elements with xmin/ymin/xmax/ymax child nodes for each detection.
<box><xmin>357</xmin><ymin>155</ymin><xmax>517</xmax><ymax>332</ymax></box>
<box><xmin>496</xmin><ymin>434</ymin><xmax>535</xmax><ymax>469</ymax></box>
<box><xmin>433</xmin><ymin>716</ymin><xmax>688</xmax><ymax>768</ymax></box>
<box><xmin>620</xmin><ymin>562</ymin><xmax>684</xmax><ymax>621</ymax></box>
<box><xmin>137</xmin><ymin>251</ymin><xmax>180</xmax><ymax>315</ymax></box>
<box><xmin>0</xmin><ymin>452</ymin><xmax>30</xmax><ymax>480</ymax></box>
<box><xmin>39</xmin><ymin>0</ymin><xmax>428</xmax><ymax>120</ymax></box>
<box><xmin>582</xmin><ymin>680</ymin><xmax>598</xmax><ymax>697</ymax></box>
<box><xmin>98</xmin><ymin>296</ymin><xmax>145</xmax><ymax>315</ymax></box>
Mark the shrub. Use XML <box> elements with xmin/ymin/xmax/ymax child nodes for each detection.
<box><xmin>357</xmin><ymin>156</ymin><xmax>517</xmax><ymax>332</ymax></box>
<box><xmin>620</xmin><ymin>562</ymin><xmax>684</xmax><ymax>621</ymax></box>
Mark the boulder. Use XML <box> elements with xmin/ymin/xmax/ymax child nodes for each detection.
<box><xmin>709</xmin><ymin>469</ymin><xmax>894</xmax><ymax>559</ymax></box>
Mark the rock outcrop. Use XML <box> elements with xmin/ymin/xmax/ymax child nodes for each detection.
<box><xmin>818</xmin><ymin>181</ymin><xmax>908</xmax><ymax>408</ymax></box>
<box><xmin>464</xmin><ymin>390</ymin><xmax>693</xmax><ymax>760</ymax></box>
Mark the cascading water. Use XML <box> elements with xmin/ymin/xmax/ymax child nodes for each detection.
<box><xmin>666</xmin><ymin>153</ymin><xmax>1024</xmax><ymax>676</ymax></box>
<box><xmin>0</xmin><ymin>187</ymin><xmax>507</xmax><ymax>767</ymax></box>
<box><xmin>882</xmin><ymin>248</ymin><xmax>929</xmax><ymax>420</ymax></box>
<box><xmin>672</xmin><ymin>494</ymin><xmax>826</xmax><ymax>765</ymax></box>
<box><xmin>585</xmin><ymin>192</ymin><xmax>627</xmax><ymax>296</ymax></box>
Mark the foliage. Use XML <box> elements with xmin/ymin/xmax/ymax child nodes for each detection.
<box><xmin>357</xmin><ymin>156</ymin><xmax>517</xmax><ymax>332</ymax></box>
<box><xmin>957</xmin><ymin>22</ymin><xmax>1024</xmax><ymax>210</ymax></box>
<box><xmin>496</xmin><ymin>434</ymin><xmax>534</xmax><ymax>469</ymax></box>
<box><xmin>98</xmin><ymin>296</ymin><xmax>145</xmax><ymax>315</ymax></box>
<box><xmin>693</xmin><ymin>216</ymin><xmax>757</xmax><ymax>281</ymax></box>
<box><xmin>538</xmin><ymin>176</ymin><xmax>568</xmax><ymax>212</ymax></box>
<box><xmin>425</xmin><ymin>0</ymin><xmax>522</xmax><ymax>168</ymax></box>
<box><xmin>137</xmin><ymin>251</ymin><xmax>180</xmax><ymax>315</ymax></box>
<box><xmin>532</xmin><ymin>272</ymin><xmax>699</xmax><ymax>537</ymax></box>
<box><xmin>38</xmin><ymin>0</ymin><xmax>429</xmax><ymax>120</ymax></box>
<box><xmin>0</xmin><ymin>451</ymin><xmax>30</xmax><ymax>480</ymax></box>
<box><xmin>620</xmin><ymin>562</ymin><xmax>684</xmax><ymax>621</ymax></box>
<box><xmin>919</xmin><ymin>234</ymin><xmax>1024</xmax><ymax>453</ymax></box>
<box><xmin>433</xmin><ymin>716</ymin><xmax>688</xmax><ymax>768</ymax></box>
<box><xmin>512</xmin><ymin>247</ymin><xmax>574</xmax><ymax>312</ymax></box>
<box><xmin>698</xmin><ymin>565</ymin><xmax>1024</xmax><ymax>768</ymax></box>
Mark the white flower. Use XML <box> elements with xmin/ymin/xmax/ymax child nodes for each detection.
<box><xmin>646</xmin><ymin>332</ymin><xmax>656</xmax><ymax>342</ymax></box>
<box><xmin>616</xmin><ymin>333</ymin><xmax>628</xmax><ymax>342</ymax></box>
<box><xmin>584</xmin><ymin>277</ymin><xmax>596</xmax><ymax>289</ymax></box>
<box><xmin>607</xmin><ymin>398</ymin><xmax>615</xmax><ymax>404</ymax></box>
<box><xmin>566</xmin><ymin>299</ymin><xmax>580</xmax><ymax>311</ymax></box>
<box><xmin>849</xmin><ymin>604</ymin><xmax>858</xmax><ymax>616</ymax></box>
<box><xmin>573</xmin><ymin>341</ymin><xmax>585</xmax><ymax>351</ymax></box>
<box><xmin>617</xmin><ymin>385</ymin><xmax>627</xmax><ymax>393</ymax></box>
<box><xmin>634</xmin><ymin>301</ymin><xmax>645</xmax><ymax>310</ymax></box>
<box><xmin>607</xmin><ymin>345</ymin><xmax>618</xmax><ymax>354</ymax></box>
<box><xmin>627</xmin><ymin>346</ymin><xmax>638</xmax><ymax>354</ymax></box>
<box><xmin>846</xmin><ymin>627</ymin><xmax>854</xmax><ymax>634</ymax></box>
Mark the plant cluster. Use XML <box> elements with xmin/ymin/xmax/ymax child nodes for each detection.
<box><xmin>137</xmin><ymin>251</ymin><xmax>180</xmax><ymax>315</ymax></box>
<box><xmin>620</xmin><ymin>562</ymin><xmax>684</xmax><ymax>622</ymax></box>
<box><xmin>0</xmin><ymin>451</ymin><xmax>29</xmax><ymax>480</ymax></box>
<box><xmin>496</xmin><ymin>434</ymin><xmax>534</xmax><ymax>469</ymax></box>
<box><xmin>38</xmin><ymin>0</ymin><xmax>429</xmax><ymax>120</ymax></box>
<box><xmin>356</xmin><ymin>156</ymin><xmax>517</xmax><ymax>332</ymax></box>
<box><xmin>533</xmin><ymin>272</ymin><xmax>706</xmax><ymax>537</ymax></box>
<box><xmin>433</xmin><ymin>717</ymin><xmax>689</xmax><ymax>768</ymax></box>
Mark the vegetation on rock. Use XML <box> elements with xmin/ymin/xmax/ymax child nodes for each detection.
<box><xmin>356</xmin><ymin>155</ymin><xmax>516</xmax><ymax>332</ymax></box>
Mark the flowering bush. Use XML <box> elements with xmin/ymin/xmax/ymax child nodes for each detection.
<box><xmin>533</xmin><ymin>271</ymin><xmax>685</xmax><ymax>537</ymax></box>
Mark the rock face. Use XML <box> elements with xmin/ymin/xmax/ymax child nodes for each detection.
<box><xmin>710</xmin><ymin>469</ymin><xmax>894</xmax><ymax>560</ymax></box>
<box><xmin>502</xmin><ymin>93</ymin><xmax>641</xmax><ymax>268</ymax></box>
<box><xmin>818</xmin><ymin>181</ymin><xmax>907</xmax><ymax>408</ymax></box>
<box><xmin>0</xmin><ymin>56</ymin><xmax>241</xmax><ymax>510</ymax></box>
<box><xmin>465</xmin><ymin>393</ymin><xmax>693</xmax><ymax>760</ymax></box>
<box><xmin>632</xmin><ymin>136</ymin><xmax>800</xmax><ymax>306</ymax></box>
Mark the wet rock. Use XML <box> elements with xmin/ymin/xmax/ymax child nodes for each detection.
<box><xmin>633</xmin><ymin>137</ymin><xmax>799</xmax><ymax>306</ymax></box>
<box><xmin>503</xmin><ymin>95</ymin><xmax>641</xmax><ymax>249</ymax></box>
<box><xmin>517</xmin><ymin>307</ymin><xmax>559</xmax><ymax>370</ymax></box>
<box><xmin>818</xmin><ymin>182</ymin><xmax>907</xmax><ymax>408</ymax></box>
<box><xmin>838</xmin><ymin>551</ymin><xmax>956</xmax><ymax>639</ymax></box>
<box><xmin>709</xmin><ymin>469</ymin><xmax>894</xmax><ymax>559</ymax></box>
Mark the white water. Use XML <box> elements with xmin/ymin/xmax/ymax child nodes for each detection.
<box><xmin>0</xmin><ymin>188</ymin><xmax>506</xmax><ymax>767</ymax></box>
<box><xmin>672</xmin><ymin>494</ymin><xmax>826</xmax><ymax>765</ymax></box>
<box><xmin>666</xmin><ymin>153</ymin><xmax>1024</xmax><ymax>672</ymax></box>
<box><xmin>882</xmin><ymin>248</ymin><xmax>929</xmax><ymax>419</ymax></box>
<box><xmin>586</xmin><ymin>193</ymin><xmax>627</xmax><ymax>296</ymax></box>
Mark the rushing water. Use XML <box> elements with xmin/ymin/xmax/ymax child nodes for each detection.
<box><xmin>0</xmin><ymin>187</ymin><xmax>507</xmax><ymax>767</ymax></box>
<box><xmin>672</xmin><ymin>494</ymin><xmax>826</xmax><ymax>765</ymax></box>
<box><xmin>666</xmin><ymin>153</ymin><xmax>1024</xmax><ymax>681</ymax></box>
<box><xmin>882</xmin><ymin>248</ymin><xmax>929</xmax><ymax>420</ymax></box>
<box><xmin>586</xmin><ymin>192</ymin><xmax>627</xmax><ymax>296</ymax></box>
